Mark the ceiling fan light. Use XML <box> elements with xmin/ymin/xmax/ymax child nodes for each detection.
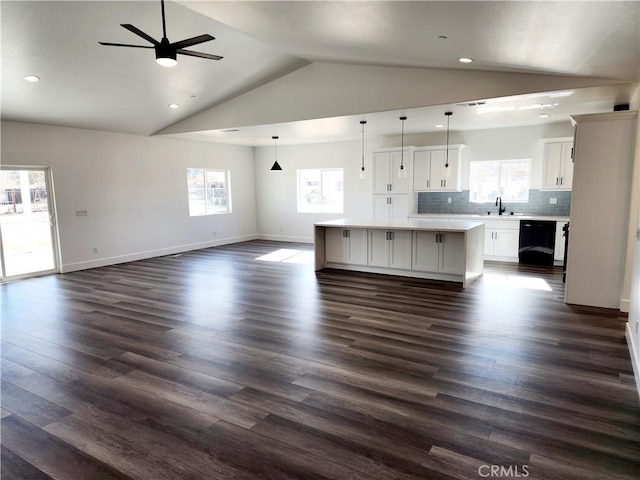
<box><xmin>156</xmin><ymin>56</ymin><xmax>177</xmax><ymax>67</ymax></box>
<box><xmin>155</xmin><ymin>40</ymin><xmax>177</xmax><ymax>67</ymax></box>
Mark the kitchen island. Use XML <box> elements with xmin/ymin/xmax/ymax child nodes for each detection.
<box><xmin>314</xmin><ymin>218</ymin><xmax>485</xmax><ymax>287</ymax></box>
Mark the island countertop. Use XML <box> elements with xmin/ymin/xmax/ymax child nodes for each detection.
<box><xmin>314</xmin><ymin>218</ymin><xmax>484</xmax><ymax>232</ymax></box>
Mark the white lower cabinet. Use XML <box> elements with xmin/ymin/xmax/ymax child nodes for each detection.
<box><xmin>412</xmin><ymin>231</ymin><xmax>465</xmax><ymax>275</ymax></box>
<box><xmin>483</xmin><ymin>221</ymin><xmax>519</xmax><ymax>260</ymax></box>
<box><xmin>368</xmin><ymin>229</ymin><xmax>412</xmax><ymax>269</ymax></box>
<box><xmin>373</xmin><ymin>195</ymin><xmax>409</xmax><ymax>222</ymax></box>
<box><xmin>325</xmin><ymin>227</ymin><xmax>368</xmax><ymax>265</ymax></box>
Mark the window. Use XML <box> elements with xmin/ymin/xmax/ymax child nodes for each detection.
<box><xmin>187</xmin><ymin>169</ymin><xmax>231</xmax><ymax>216</ymax></box>
<box><xmin>469</xmin><ymin>160</ymin><xmax>531</xmax><ymax>203</ymax></box>
<box><xmin>297</xmin><ymin>169</ymin><xmax>343</xmax><ymax>213</ymax></box>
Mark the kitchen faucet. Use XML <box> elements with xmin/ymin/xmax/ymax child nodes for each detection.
<box><xmin>495</xmin><ymin>196</ymin><xmax>506</xmax><ymax>215</ymax></box>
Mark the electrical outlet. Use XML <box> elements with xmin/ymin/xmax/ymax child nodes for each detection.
<box><xmin>447</xmin><ymin>198</ymin><xmax>452</xmax><ymax>204</ymax></box>
<box><xmin>92</xmin><ymin>247</ymin><xmax>98</xmax><ymax>254</ymax></box>
<box><xmin>280</xmin><ymin>227</ymin><xmax>284</xmax><ymax>232</ymax></box>
<box><xmin>212</xmin><ymin>230</ymin><xmax>217</xmax><ymax>237</ymax></box>
<box><xmin>549</xmin><ymin>198</ymin><xmax>558</xmax><ymax>205</ymax></box>
<box><xmin>76</xmin><ymin>210</ymin><xmax>88</xmax><ymax>216</ymax></box>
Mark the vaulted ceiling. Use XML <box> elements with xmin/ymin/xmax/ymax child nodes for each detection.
<box><xmin>2</xmin><ymin>1</ymin><xmax>638</xmax><ymax>146</ymax></box>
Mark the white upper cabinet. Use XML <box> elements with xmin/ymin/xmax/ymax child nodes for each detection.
<box><xmin>542</xmin><ymin>140</ymin><xmax>574</xmax><ymax>190</ymax></box>
<box><xmin>412</xmin><ymin>146</ymin><xmax>463</xmax><ymax>192</ymax></box>
<box><xmin>373</xmin><ymin>150</ymin><xmax>411</xmax><ymax>194</ymax></box>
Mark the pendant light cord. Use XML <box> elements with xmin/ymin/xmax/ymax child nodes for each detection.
<box><xmin>360</xmin><ymin>121</ymin><xmax>366</xmax><ymax>171</ymax></box>
<box><xmin>273</xmin><ymin>136</ymin><xmax>278</xmax><ymax>161</ymax></box>
<box><xmin>445</xmin><ymin>111</ymin><xmax>452</xmax><ymax>168</ymax></box>
<box><xmin>400</xmin><ymin>116</ymin><xmax>407</xmax><ymax>169</ymax></box>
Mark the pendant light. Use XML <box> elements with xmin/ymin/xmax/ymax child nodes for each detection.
<box><xmin>444</xmin><ymin>111</ymin><xmax>452</xmax><ymax>168</ymax></box>
<box><xmin>359</xmin><ymin>120</ymin><xmax>367</xmax><ymax>179</ymax></box>
<box><xmin>270</xmin><ymin>136</ymin><xmax>282</xmax><ymax>171</ymax></box>
<box><xmin>398</xmin><ymin>116</ymin><xmax>407</xmax><ymax>178</ymax></box>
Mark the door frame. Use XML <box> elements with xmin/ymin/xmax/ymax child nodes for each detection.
<box><xmin>0</xmin><ymin>165</ymin><xmax>61</xmax><ymax>282</ymax></box>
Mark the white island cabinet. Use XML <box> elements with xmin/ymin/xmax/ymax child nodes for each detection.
<box><xmin>324</xmin><ymin>227</ymin><xmax>368</xmax><ymax>265</ymax></box>
<box><xmin>315</xmin><ymin>219</ymin><xmax>485</xmax><ymax>288</ymax></box>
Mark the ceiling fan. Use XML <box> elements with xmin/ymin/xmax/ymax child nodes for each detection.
<box><xmin>99</xmin><ymin>0</ymin><xmax>222</xmax><ymax>67</ymax></box>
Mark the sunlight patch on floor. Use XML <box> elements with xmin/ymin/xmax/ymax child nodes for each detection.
<box><xmin>483</xmin><ymin>273</ymin><xmax>553</xmax><ymax>291</ymax></box>
<box><xmin>255</xmin><ymin>249</ymin><xmax>314</xmax><ymax>264</ymax></box>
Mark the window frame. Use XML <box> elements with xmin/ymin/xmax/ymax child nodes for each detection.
<box><xmin>468</xmin><ymin>159</ymin><xmax>531</xmax><ymax>204</ymax></box>
<box><xmin>186</xmin><ymin>168</ymin><xmax>232</xmax><ymax>216</ymax></box>
<box><xmin>296</xmin><ymin>168</ymin><xmax>344</xmax><ymax>214</ymax></box>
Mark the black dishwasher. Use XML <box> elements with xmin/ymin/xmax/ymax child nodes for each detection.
<box><xmin>518</xmin><ymin>220</ymin><xmax>556</xmax><ymax>266</ymax></box>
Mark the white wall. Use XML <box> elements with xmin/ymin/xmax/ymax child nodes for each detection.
<box><xmin>397</xmin><ymin>122</ymin><xmax>575</xmax><ymax>190</ymax></box>
<box><xmin>252</xmin><ymin>122</ymin><xmax>575</xmax><ymax>242</ymax></box>
<box><xmin>0</xmin><ymin>120</ymin><xmax>578</xmax><ymax>265</ymax></box>
<box><xmin>254</xmin><ymin>138</ymin><xmax>387</xmax><ymax>242</ymax></box>
<box><xmin>1</xmin><ymin>121</ymin><xmax>258</xmax><ymax>272</ymax></box>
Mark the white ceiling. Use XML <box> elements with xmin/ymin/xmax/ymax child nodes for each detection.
<box><xmin>1</xmin><ymin>1</ymin><xmax>638</xmax><ymax>146</ymax></box>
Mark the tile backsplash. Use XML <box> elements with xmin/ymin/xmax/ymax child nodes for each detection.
<box><xmin>417</xmin><ymin>190</ymin><xmax>571</xmax><ymax>216</ymax></box>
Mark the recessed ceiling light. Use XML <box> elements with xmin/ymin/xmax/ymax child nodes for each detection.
<box><xmin>539</xmin><ymin>113</ymin><xmax>550</xmax><ymax>118</ymax></box>
<box><xmin>519</xmin><ymin>103</ymin><xmax>558</xmax><ymax>111</ymax></box>
<box><xmin>435</xmin><ymin>124</ymin><xmax>444</xmax><ymax>128</ymax></box>
<box><xmin>459</xmin><ymin>57</ymin><xmax>473</xmax><ymax>63</ymax></box>
<box><xmin>24</xmin><ymin>75</ymin><xmax>40</xmax><ymax>82</ymax></box>
<box><xmin>168</xmin><ymin>103</ymin><xmax>179</xmax><ymax>109</ymax></box>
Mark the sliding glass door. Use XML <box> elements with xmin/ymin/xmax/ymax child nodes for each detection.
<box><xmin>0</xmin><ymin>167</ymin><xmax>59</xmax><ymax>280</ymax></box>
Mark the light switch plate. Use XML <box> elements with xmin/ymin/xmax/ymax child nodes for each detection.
<box><xmin>549</xmin><ymin>198</ymin><xmax>557</xmax><ymax>205</ymax></box>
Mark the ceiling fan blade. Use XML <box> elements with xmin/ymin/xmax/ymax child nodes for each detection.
<box><xmin>120</xmin><ymin>24</ymin><xmax>159</xmax><ymax>45</ymax></box>
<box><xmin>99</xmin><ymin>42</ymin><xmax>155</xmax><ymax>49</ymax></box>
<box><xmin>176</xmin><ymin>49</ymin><xmax>223</xmax><ymax>61</ymax></box>
<box><xmin>171</xmin><ymin>34</ymin><xmax>215</xmax><ymax>50</ymax></box>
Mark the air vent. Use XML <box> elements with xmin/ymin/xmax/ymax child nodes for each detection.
<box><xmin>457</xmin><ymin>101</ymin><xmax>487</xmax><ymax>107</ymax></box>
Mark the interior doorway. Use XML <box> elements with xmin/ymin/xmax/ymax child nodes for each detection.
<box><xmin>0</xmin><ymin>167</ymin><xmax>59</xmax><ymax>280</ymax></box>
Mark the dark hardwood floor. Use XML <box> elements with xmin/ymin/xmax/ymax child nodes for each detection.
<box><xmin>1</xmin><ymin>240</ymin><xmax>639</xmax><ymax>480</ymax></box>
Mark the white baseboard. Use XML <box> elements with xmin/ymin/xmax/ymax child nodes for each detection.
<box><xmin>625</xmin><ymin>322</ymin><xmax>640</xmax><ymax>400</ymax></box>
<box><xmin>60</xmin><ymin>234</ymin><xmax>258</xmax><ymax>273</ymax></box>
<box><xmin>620</xmin><ymin>298</ymin><xmax>630</xmax><ymax>313</ymax></box>
<box><xmin>257</xmin><ymin>234</ymin><xmax>313</xmax><ymax>243</ymax></box>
